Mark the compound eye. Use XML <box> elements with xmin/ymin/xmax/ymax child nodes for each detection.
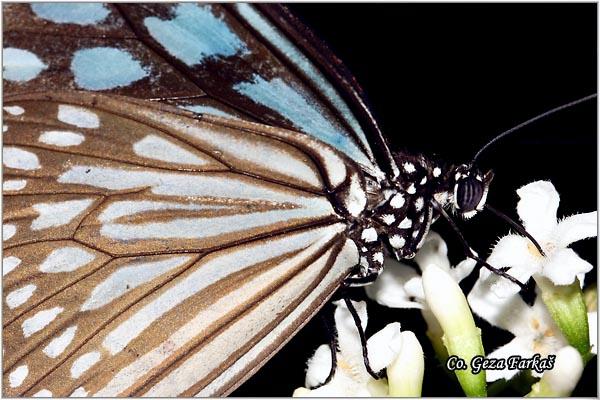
<box><xmin>456</xmin><ymin>177</ymin><xmax>484</xmax><ymax>212</ymax></box>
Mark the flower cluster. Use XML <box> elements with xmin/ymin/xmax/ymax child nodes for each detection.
<box><xmin>293</xmin><ymin>181</ymin><xmax>596</xmax><ymax>397</ymax></box>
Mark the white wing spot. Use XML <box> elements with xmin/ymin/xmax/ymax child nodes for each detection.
<box><xmin>69</xmin><ymin>387</ymin><xmax>88</xmax><ymax>397</ymax></box>
<box><xmin>43</xmin><ymin>326</ymin><xmax>78</xmax><ymax>358</ymax></box>
<box><xmin>133</xmin><ymin>135</ymin><xmax>208</xmax><ymax>166</ymax></box>
<box><xmin>31</xmin><ymin>389</ymin><xmax>52</xmax><ymax>397</ymax></box>
<box><xmin>403</xmin><ymin>162</ymin><xmax>416</xmax><ymax>173</ymax></box>
<box><xmin>3</xmin><ymin>256</ymin><xmax>21</xmax><ymax>276</ymax></box>
<box><xmin>3</xmin><ymin>124</ymin><xmax>8</xmax><ymax>132</ymax></box>
<box><xmin>39</xmin><ymin>130</ymin><xmax>85</xmax><ymax>147</ymax></box>
<box><xmin>399</xmin><ymin>217</ymin><xmax>412</xmax><ymax>229</ymax></box>
<box><xmin>359</xmin><ymin>256</ymin><xmax>368</xmax><ymax>267</ymax></box>
<box><xmin>70</xmin><ymin>351</ymin><xmax>101</xmax><ymax>379</ymax></box>
<box><xmin>361</xmin><ymin>227</ymin><xmax>378</xmax><ymax>243</ymax></box>
<box><xmin>382</xmin><ymin>214</ymin><xmax>396</xmax><ymax>225</ymax></box>
<box><xmin>344</xmin><ymin>174</ymin><xmax>367</xmax><ymax>217</ymax></box>
<box><xmin>9</xmin><ymin>365</ymin><xmax>28</xmax><ymax>388</ymax></box>
<box><xmin>415</xmin><ymin>197</ymin><xmax>424</xmax><ymax>211</ymax></box>
<box><xmin>433</xmin><ymin>167</ymin><xmax>442</xmax><ymax>177</ymax></box>
<box><xmin>33</xmin><ymin>389</ymin><xmax>53</xmax><ymax>397</ymax></box>
<box><xmin>420</xmin><ymin>176</ymin><xmax>427</xmax><ymax>185</ymax></box>
<box><xmin>389</xmin><ymin>235</ymin><xmax>405</xmax><ymax>249</ymax></box>
<box><xmin>4</xmin><ymin>105</ymin><xmax>24</xmax><ymax>115</ymax></box>
<box><xmin>390</xmin><ymin>193</ymin><xmax>405</xmax><ymax>209</ymax></box>
<box><xmin>32</xmin><ymin>199</ymin><xmax>94</xmax><ymax>230</ymax></box>
<box><xmin>372</xmin><ymin>252</ymin><xmax>384</xmax><ymax>264</ymax></box>
<box><xmin>412</xmin><ymin>230</ymin><xmax>420</xmax><ymax>238</ymax></box>
<box><xmin>39</xmin><ymin>247</ymin><xmax>95</xmax><ymax>273</ymax></box>
<box><xmin>22</xmin><ymin>307</ymin><xmax>63</xmax><ymax>338</ymax></box>
<box><xmin>58</xmin><ymin>105</ymin><xmax>99</xmax><ymax>128</ymax></box>
<box><xmin>6</xmin><ymin>284</ymin><xmax>36</xmax><ymax>309</ymax></box>
<box><xmin>4</xmin><ymin>224</ymin><xmax>16</xmax><ymax>241</ymax></box>
<box><xmin>3</xmin><ymin>147</ymin><xmax>41</xmax><ymax>170</ymax></box>
<box><xmin>407</xmin><ymin>183</ymin><xmax>417</xmax><ymax>194</ymax></box>
<box><xmin>3</xmin><ymin>179</ymin><xmax>27</xmax><ymax>191</ymax></box>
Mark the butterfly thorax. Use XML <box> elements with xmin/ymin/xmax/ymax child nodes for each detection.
<box><xmin>346</xmin><ymin>152</ymin><xmax>455</xmax><ymax>285</ymax></box>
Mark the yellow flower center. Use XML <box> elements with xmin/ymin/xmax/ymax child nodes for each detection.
<box><xmin>527</xmin><ymin>241</ymin><xmax>555</xmax><ymax>259</ymax></box>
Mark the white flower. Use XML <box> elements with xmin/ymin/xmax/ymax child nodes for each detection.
<box><xmin>468</xmin><ymin>268</ymin><xmax>596</xmax><ymax>382</ymax></box>
<box><xmin>293</xmin><ymin>300</ymin><xmax>423</xmax><ymax>397</ymax></box>
<box><xmin>486</xmin><ymin>180</ymin><xmax>596</xmax><ymax>296</ymax></box>
<box><xmin>528</xmin><ymin>346</ymin><xmax>584</xmax><ymax>397</ymax></box>
<box><xmin>366</xmin><ymin>232</ymin><xmax>487</xmax><ymax>396</ymax></box>
<box><xmin>366</xmin><ymin>231</ymin><xmax>476</xmax><ymax>309</ymax></box>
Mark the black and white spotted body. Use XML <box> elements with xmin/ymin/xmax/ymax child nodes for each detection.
<box><xmin>346</xmin><ymin>151</ymin><xmax>492</xmax><ymax>285</ymax></box>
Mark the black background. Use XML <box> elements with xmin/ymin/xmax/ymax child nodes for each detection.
<box><xmin>234</xmin><ymin>4</ymin><xmax>597</xmax><ymax>396</ymax></box>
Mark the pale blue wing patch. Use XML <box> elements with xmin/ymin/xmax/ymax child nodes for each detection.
<box><xmin>3</xmin><ymin>48</ymin><xmax>47</xmax><ymax>82</ymax></box>
<box><xmin>30</xmin><ymin>3</ymin><xmax>110</xmax><ymax>26</ymax></box>
<box><xmin>70</xmin><ymin>47</ymin><xmax>148</xmax><ymax>91</ymax></box>
<box><xmin>143</xmin><ymin>4</ymin><xmax>247</xmax><ymax>67</ymax></box>
<box><xmin>233</xmin><ymin>3</ymin><xmax>374</xmax><ymax>161</ymax></box>
<box><xmin>180</xmin><ymin>105</ymin><xmax>238</xmax><ymax>120</ymax></box>
<box><xmin>233</xmin><ymin>74</ymin><xmax>372</xmax><ymax>168</ymax></box>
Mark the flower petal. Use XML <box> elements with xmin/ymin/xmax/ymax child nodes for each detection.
<box><xmin>366</xmin><ymin>322</ymin><xmax>403</xmax><ymax>372</ymax></box>
<box><xmin>414</xmin><ymin>231</ymin><xmax>451</xmax><ymax>272</ymax></box>
<box><xmin>305</xmin><ymin>344</ymin><xmax>333</xmax><ymax>388</ymax></box>
<box><xmin>516</xmin><ymin>181</ymin><xmax>559</xmax><ymax>240</ymax></box>
<box><xmin>387</xmin><ymin>331</ymin><xmax>424</xmax><ymax>396</ymax></box>
<box><xmin>588</xmin><ymin>311</ymin><xmax>597</xmax><ymax>355</ymax></box>
<box><xmin>448</xmin><ymin>258</ymin><xmax>478</xmax><ymax>283</ymax></box>
<box><xmin>531</xmin><ymin>346</ymin><xmax>583</xmax><ymax>396</ymax></box>
<box><xmin>542</xmin><ymin>248</ymin><xmax>593</xmax><ymax>286</ymax></box>
<box><xmin>467</xmin><ymin>269</ymin><xmax>533</xmax><ymax>335</ymax></box>
<box><xmin>333</xmin><ymin>300</ymin><xmax>366</xmax><ymax>365</ymax></box>
<box><xmin>484</xmin><ymin>336</ymin><xmax>535</xmax><ymax>382</ymax></box>
<box><xmin>555</xmin><ymin>211</ymin><xmax>597</xmax><ymax>248</ymax></box>
<box><xmin>365</xmin><ymin>260</ymin><xmax>424</xmax><ymax>309</ymax></box>
<box><xmin>486</xmin><ymin>234</ymin><xmax>539</xmax><ymax>297</ymax></box>
<box><xmin>488</xmin><ymin>234</ymin><xmax>539</xmax><ymax>272</ymax></box>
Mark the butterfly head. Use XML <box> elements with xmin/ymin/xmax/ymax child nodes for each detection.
<box><xmin>451</xmin><ymin>164</ymin><xmax>494</xmax><ymax>219</ymax></box>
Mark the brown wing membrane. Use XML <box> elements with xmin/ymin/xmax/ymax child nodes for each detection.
<box><xmin>3</xmin><ymin>3</ymin><xmax>386</xmax><ymax>177</ymax></box>
<box><xmin>2</xmin><ymin>92</ymin><xmax>363</xmax><ymax>396</ymax></box>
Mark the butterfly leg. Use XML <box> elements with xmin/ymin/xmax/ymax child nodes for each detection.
<box><xmin>431</xmin><ymin>200</ymin><xmax>528</xmax><ymax>291</ymax></box>
<box><xmin>343</xmin><ymin>298</ymin><xmax>387</xmax><ymax>380</ymax></box>
<box><xmin>309</xmin><ymin>313</ymin><xmax>339</xmax><ymax>389</ymax></box>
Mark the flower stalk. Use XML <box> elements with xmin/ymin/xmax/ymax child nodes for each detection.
<box><xmin>536</xmin><ymin>276</ymin><xmax>592</xmax><ymax>360</ymax></box>
<box><xmin>422</xmin><ymin>264</ymin><xmax>487</xmax><ymax>397</ymax></box>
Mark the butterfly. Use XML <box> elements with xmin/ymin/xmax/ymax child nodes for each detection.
<box><xmin>2</xmin><ymin>3</ymin><xmax>596</xmax><ymax>397</ymax></box>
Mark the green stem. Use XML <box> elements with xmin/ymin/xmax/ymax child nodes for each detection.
<box><xmin>536</xmin><ymin>277</ymin><xmax>591</xmax><ymax>360</ymax></box>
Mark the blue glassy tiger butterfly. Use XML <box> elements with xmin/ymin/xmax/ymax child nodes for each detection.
<box><xmin>2</xmin><ymin>3</ymin><xmax>596</xmax><ymax>396</ymax></box>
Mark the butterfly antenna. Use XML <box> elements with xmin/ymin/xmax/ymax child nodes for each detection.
<box><xmin>472</xmin><ymin>93</ymin><xmax>597</xmax><ymax>163</ymax></box>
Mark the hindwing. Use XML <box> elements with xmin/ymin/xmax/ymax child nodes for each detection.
<box><xmin>2</xmin><ymin>91</ymin><xmax>364</xmax><ymax>396</ymax></box>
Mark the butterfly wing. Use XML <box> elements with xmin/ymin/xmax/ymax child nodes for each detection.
<box><xmin>2</xmin><ymin>91</ymin><xmax>364</xmax><ymax>396</ymax></box>
<box><xmin>3</xmin><ymin>3</ymin><xmax>396</xmax><ymax>179</ymax></box>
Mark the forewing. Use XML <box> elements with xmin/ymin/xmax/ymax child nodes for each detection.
<box><xmin>2</xmin><ymin>92</ymin><xmax>362</xmax><ymax>396</ymax></box>
<box><xmin>3</xmin><ymin>3</ymin><xmax>391</xmax><ymax>178</ymax></box>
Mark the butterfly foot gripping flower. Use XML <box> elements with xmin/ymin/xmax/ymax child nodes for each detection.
<box><xmin>293</xmin><ymin>300</ymin><xmax>424</xmax><ymax>397</ymax></box>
